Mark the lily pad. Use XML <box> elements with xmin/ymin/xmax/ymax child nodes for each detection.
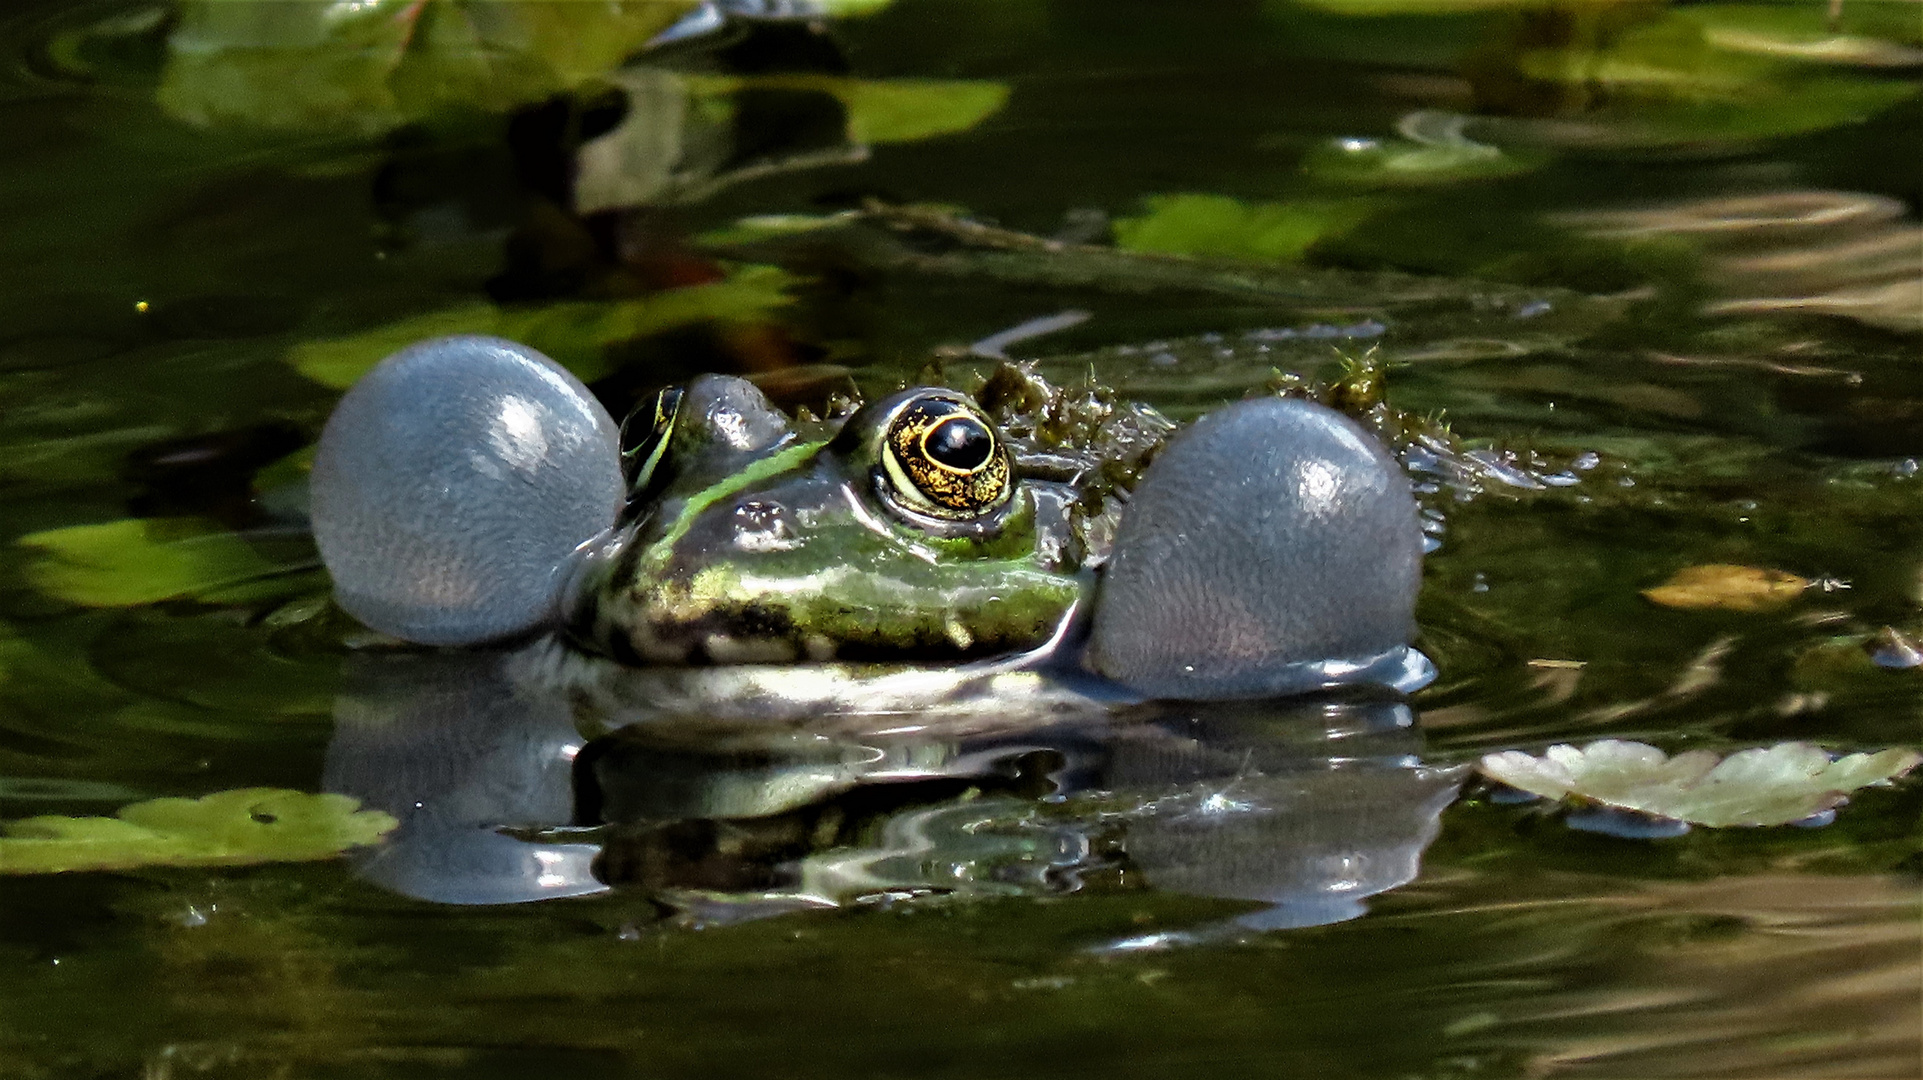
<box><xmin>683</xmin><ymin>75</ymin><xmax>1010</xmax><ymax>146</ymax></box>
<box><xmin>1681</xmin><ymin>4</ymin><xmax>1923</xmax><ymax>68</ymax></box>
<box><xmin>287</xmin><ymin>265</ymin><xmax>800</xmax><ymax>389</ymax></box>
<box><xmin>1502</xmin><ymin>10</ymin><xmax>1920</xmax><ymax>146</ymax></box>
<box><xmin>16</xmin><ymin>518</ymin><xmax>305</xmax><ymax>608</ymax></box>
<box><xmin>1641</xmin><ymin>564</ymin><xmax>1807</xmax><ymax>612</ymax></box>
<box><xmin>1112</xmin><ymin>194</ymin><xmax>1376</xmax><ymax>262</ymax></box>
<box><xmin>0</xmin><ymin>788</ymin><xmax>397</xmax><ymax>874</ymax></box>
<box><xmin>158</xmin><ymin>2</ymin><xmax>911</xmax><ymax>136</ymax></box>
<box><xmin>1479</xmin><ymin>740</ymin><xmax>1922</xmax><ymax>828</ymax></box>
<box><xmin>158</xmin><ymin>0</ymin><xmax>700</xmax><ymax>134</ymax></box>
<box><xmin>1305</xmin><ymin>109</ymin><xmax>1549</xmax><ymax>189</ymax></box>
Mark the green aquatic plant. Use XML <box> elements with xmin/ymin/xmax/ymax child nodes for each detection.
<box><xmin>1672</xmin><ymin>3</ymin><xmax>1923</xmax><ymax>67</ymax></box>
<box><xmin>683</xmin><ymin>75</ymin><xmax>1010</xmax><ymax>146</ymax></box>
<box><xmin>1479</xmin><ymin>740</ymin><xmax>1922</xmax><ymax>828</ymax></box>
<box><xmin>1501</xmin><ymin>9</ymin><xmax>1919</xmax><ymax>144</ymax></box>
<box><xmin>155</xmin><ymin>0</ymin><xmax>897</xmax><ymax>135</ymax></box>
<box><xmin>287</xmin><ymin>265</ymin><xmax>801</xmax><ymax>389</ymax></box>
<box><xmin>1112</xmin><ymin>194</ymin><xmax>1377</xmax><ymax>262</ymax></box>
<box><xmin>0</xmin><ymin>788</ymin><xmax>396</xmax><ymax>874</ymax></box>
<box><xmin>1270</xmin><ymin>0</ymin><xmax>1918</xmax><ymax>151</ymax></box>
<box><xmin>575</xmin><ymin>72</ymin><xmax>1009</xmax><ymax>212</ymax></box>
<box><xmin>1303</xmin><ymin>112</ymin><xmax>1546</xmax><ymax>187</ymax></box>
<box><xmin>159</xmin><ymin>0</ymin><xmax>677</xmax><ymax>133</ymax></box>
<box><xmin>16</xmin><ymin>518</ymin><xmax>312</xmax><ymax>608</ymax></box>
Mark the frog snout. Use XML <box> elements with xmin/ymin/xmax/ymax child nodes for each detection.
<box><xmin>1086</xmin><ymin>396</ymin><xmax>1428</xmax><ymax>699</ymax></box>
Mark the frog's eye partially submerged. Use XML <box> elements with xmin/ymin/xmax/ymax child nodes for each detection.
<box><xmin>310</xmin><ymin>335</ymin><xmax>1430</xmax><ymax>701</ymax></box>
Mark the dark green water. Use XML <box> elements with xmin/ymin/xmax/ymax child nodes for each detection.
<box><xmin>2</xmin><ymin>1</ymin><xmax>1920</xmax><ymax>1077</ymax></box>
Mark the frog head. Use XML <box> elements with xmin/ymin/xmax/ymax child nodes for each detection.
<box><xmin>561</xmin><ymin>375</ymin><xmax>1085</xmax><ymax>665</ymax></box>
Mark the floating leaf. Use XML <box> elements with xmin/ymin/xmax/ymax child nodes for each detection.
<box><xmin>1112</xmin><ymin>194</ymin><xmax>1376</xmax><ymax>262</ymax></box>
<box><xmin>1503</xmin><ymin>10</ymin><xmax>1920</xmax><ymax>145</ymax></box>
<box><xmin>1305</xmin><ymin>111</ymin><xmax>1544</xmax><ymax>188</ymax></box>
<box><xmin>684</xmin><ymin>75</ymin><xmax>1010</xmax><ymax>145</ymax></box>
<box><xmin>1682</xmin><ymin>4</ymin><xmax>1923</xmax><ymax>68</ymax></box>
<box><xmin>813</xmin><ymin>0</ymin><xmax>896</xmax><ymax>14</ymax></box>
<box><xmin>831</xmin><ymin>78</ymin><xmax>1010</xmax><ymax>145</ymax></box>
<box><xmin>0</xmin><ymin>789</ymin><xmax>396</xmax><ymax>874</ymax></box>
<box><xmin>1479</xmin><ymin>740</ymin><xmax>1921</xmax><ymax>828</ymax></box>
<box><xmin>1306</xmin><ymin>134</ymin><xmax>1540</xmax><ymax>188</ymax></box>
<box><xmin>157</xmin><ymin>0</ymin><xmax>700</xmax><ymax>134</ymax></box>
<box><xmin>16</xmin><ymin>518</ymin><xmax>295</xmax><ymax>608</ymax></box>
<box><xmin>287</xmin><ymin>265</ymin><xmax>801</xmax><ymax>389</ymax></box>
<box><xmin>578</xmin><ymin>70</ymin><xmax>1001</xmax><ymax>213</ymax></box>
<box><xmin>1642</xmin><ymin>564</ymin><xmax>1807</xmax><ymax>612</ymax></box>
<box><xmin>0</xmin><ymin>777</ymin><xmax>144</xmax><ymax>803</ymax></box>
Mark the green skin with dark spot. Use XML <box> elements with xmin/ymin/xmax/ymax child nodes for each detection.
<box><xmin>568</xmin><ymin>384</ymin><xmax>1088</xmax><ymax>667</ymax></box>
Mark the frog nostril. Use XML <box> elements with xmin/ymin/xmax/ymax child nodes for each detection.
<box><xmin>732</xmin><ymin>500</ymin><xmax>800</xmax><ymax>552</ymax></box>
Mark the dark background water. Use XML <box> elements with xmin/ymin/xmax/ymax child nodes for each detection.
<box><xmin>1</xmin><ymin>1</ymin><xmax>1920</xmax><ymax>1077</ymax></box>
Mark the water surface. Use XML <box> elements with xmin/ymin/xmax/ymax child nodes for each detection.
<box><xmin>2</xmin><ymin>1</ymin><xmax>1919</xmax><ymax>1077</ymax></box>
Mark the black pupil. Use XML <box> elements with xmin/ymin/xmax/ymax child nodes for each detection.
<box><xmin>926</xmin><ymin>416</ymin><xmax>993</xmax><ymax>470</ymax></box>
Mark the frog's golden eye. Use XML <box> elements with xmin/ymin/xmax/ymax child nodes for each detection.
<box><xmin>620</xmin><ymin>386</ymin><xmax>683</xmax><ymax>501</ymax></box>
<box><xmin>880</xmin><ymin>395</ymin><xmax>1013</xmax><ymax>520</ymax></box>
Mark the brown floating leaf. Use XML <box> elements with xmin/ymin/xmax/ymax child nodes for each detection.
<box><xmin>1642</xmin><ymin>564</ymin><xmax>1808</xmax><ymax>612</ymax></box>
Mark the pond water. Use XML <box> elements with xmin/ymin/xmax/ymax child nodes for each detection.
<box><xmin>2</xmin><ymin>1</ymin><xmax>1920</xmax><ymax>1077</ymax></box>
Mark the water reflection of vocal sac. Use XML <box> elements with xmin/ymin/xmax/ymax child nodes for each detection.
<box><xmin>323</xmin><ymin>648</ymin><xmax>1465</xmax><ymax>931</ymax></box>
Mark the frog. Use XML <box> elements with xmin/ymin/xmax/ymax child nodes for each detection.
<box><xmin>558</xmin><ymin>375</ymin><xmax>1093</xmax><ymax>668</ymax></box>
<box><xmin>308</xmin><ymin>333</ymin><xmax>1431</xmax><ymax>718</ymax></box>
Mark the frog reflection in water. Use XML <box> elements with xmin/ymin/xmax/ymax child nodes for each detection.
<box><xmin>310</xmin><ymin>333</ymin><xmax>1430</xmax><ymax>718</ymax></box>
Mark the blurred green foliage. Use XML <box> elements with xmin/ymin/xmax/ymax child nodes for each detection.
<box><xmin>287</xmin><ymin>265</ymin><xmax>801</xmax><ymax>388</ymax></box>
<box><xmin>16</xmin><ymin>519</ymin><xmax>311</xmax><ymax>608</ymax></box>
<box><xmin>1112</xmin><ymin>194</ymin><xmax>1376</xmax><ymax>261</ymax></box>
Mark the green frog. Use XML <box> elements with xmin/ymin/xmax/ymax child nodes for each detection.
<box><xmin>309</xmin><ymin>334</ymin><xmax>1430</xmax><ymax>720</ymax></box>
<box><xmin>558</xmin><ymin>368</ymin><xmax>1165</xmax><ymax>668</ymax></box>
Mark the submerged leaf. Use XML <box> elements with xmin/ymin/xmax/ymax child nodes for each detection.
<box><xmin>831</xmin><ymin>78</ymin><xmax>1011</xmax><ymax>145</ymax></box>
<box><xmin>1642</xmin><ymin>564</ymin><xmax>1807</xmax><ymax>612</ymax></box>
<box><xmin>16</xmin><ymin>519</ymin><xmax>293</xmax><ymax>607</ymax></box>
<box><xmin>1112</xmin><ymin>194</ymin><xmax>1375</xmax><ymax>261</ymax></box>
<box><xmin>1480</xmin><ymin>740</ymin><xmax>1922</xmax><ymax>827</ymax></box>
<box><xmin>1306</xmin><ymin>134</ymin><xmax>1540</xmax><ymax>187</ymax></box>
<box><xmin>157</xmin><ymin>0</ymin><xmax>700</xmax><ymax>134</ymax></box>
<box><xmin>1682</xmin><ymin>4</ymin><xmax>1923</xmax><ymax>69</ymax></box>
<box><xmin>287</xmin><ymin>265</ymin><xmax>801</xmax><ymax>389</ymax></box>
<box><xmin>683</xmin><ymin>75</ymin><xmax>1010</xmax><ymax>145</ymax></box>
<box><xmin>1503</xmin><ymin>10</ymin><xmax>1920</xmax><ymax>145</ymax></box>
<box><xmin>1305</xmin><ymin>112</ymin><xmax>1545</xmax><ymax>188</ymax></box>
<box><xmin>0</xmin><ymin>789</ymin><xmax>396</xmax><ymax>874</ymax></box>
